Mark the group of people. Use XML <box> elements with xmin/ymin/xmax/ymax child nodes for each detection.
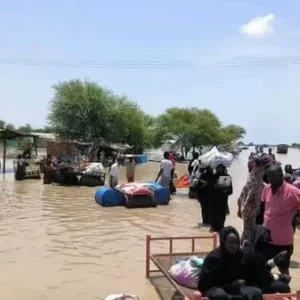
<box><xmin>198</xmin><ymin>225</ymin><xmax>291</xmax><ymax>300</ymax></box>
<box><xmin>42</xmin><ymin>155</ymin><xmax>79</xmax><ymax>185</ymax></box>
<box><xmin>186</xmin><ymin>146</ymin><xmax>300</xmax><ymax>299</ymax></box>
<box><xmin>188</xmin><ymin>152</ymin><xmax>233</xmax><ymax>232</ymax></box>
<box><xmin>238</xmin><ymin>151</ymin><xmax>300</xmax><ymax>275</ymax></box>
<box><xmin>109</xmin><ymin>156</ymin><xmax>136</xmax><ymax>188</ymax></box>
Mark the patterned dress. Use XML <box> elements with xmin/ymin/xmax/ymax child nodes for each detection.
<box><xmin>237</xmin><ymin>166</ymin><xmax>266</xmax><ymax>243</ymax></box>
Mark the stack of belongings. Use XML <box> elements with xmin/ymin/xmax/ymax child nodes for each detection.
<box><xmin>199</xmin><ymin>146</ymin><xmax>233</xmax><ymax>169</ymax></box>
<box><xmin>80</xmin><ymin>162</ymin><xmax>106</xmax><ymax>186</ymax></box>
<box><xmin>117</xmin><ymin>183</ymin><xmax>156</xmax><ymax>208</ymax></box>
<box><xmin>168</xmin><ymin>256</ymin><xmax>204</xmax><ymax>289</ymax></box>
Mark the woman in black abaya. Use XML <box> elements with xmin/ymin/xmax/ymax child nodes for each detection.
<box><xmin>209</xmin><ymin>164</ymin><xmax>233</xmax><ymax>232</ymax></box>
<box><xmin>198</xmin><ymin>226</ymin><xmax>263</xmax><ymax>300</ymax></box>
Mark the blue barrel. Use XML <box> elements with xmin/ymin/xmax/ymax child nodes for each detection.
<box><xmin>142</xmin><ymin>181</ymin><xmax>170</xmax><ymax>205</ymax></box>
<box><xmin>95</xmin><ymin>186</ymin><xmax>126</xmax><ymax>206</ymax></box>
<box><xmin>136</xmin><ymin>154</ymin><xmax>148</xmax><ymax>164</ymax></box>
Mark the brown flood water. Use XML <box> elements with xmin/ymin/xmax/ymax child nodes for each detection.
<box><xmin>1</xmin><ymin>148</ymin><xmax>300</xmax><ymax>299</ymax></box>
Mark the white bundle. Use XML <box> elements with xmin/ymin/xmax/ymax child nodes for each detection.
<box><xmin>84</xmin><ymin>162</ymin><xmax>104</xmax><ymax>174</ymax></box>
<box><xmin>104</xmin><ymin>294</ymin><xmax>140</xmax><ymax>300</ymax></box>
<box><xmin>199</xmin><ymin>147</ymin><xmax>233</xmax><ymax>169</ymax></box>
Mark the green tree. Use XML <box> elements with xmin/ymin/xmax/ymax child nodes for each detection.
<box><xmin>157</xmin><ymin>107</ymin><xmax>193</xmax><ymax>156</ymax></box>
<box><xmin>17</xmin><ymin>138</ymin><xmax>33</xmax><ymax>156</ymax></box>
<box><xmin>48</xmin><ymin>79</ymin><xmax>151</xmax><ymax>148</ymax></box>
<box><xmin>18</xmin><ymin>123</ymin><xmax>33</xmax><ymax>133</ymax></box>
<box><xmin>0</xmin><ymin>120</ymin><xmax>15</xmax><ymax>130</ymax></box>
<box><xmin>0</xmin><ymin>120</ymin><xmax>5</xmax><ymax>129</ymax></box>
<box><xmin>5</xmin><ymin>123</ymin><xmax>15</xmax><ymax>130</ymax></box>
<box><xmin>106</xmin><ymin>95</ymin><xmax>152</xmax><ymax>148</ymax></box>
<box><xmin>188</xmin><ymin>108</ymin><xmax>222</xmax><ymax>150</ymax></box>
<box><xmin>48</xmin><ymin>79</ymin><xmax>114</xmax><ymax>141</ymax></box>
<box><xmin>157</xmin><ymin>108</ymin><xmax>222</xmax><ymax>156</ymax></box>
<box><xmin>216</xmin><ymin>125</ymin><xmax>246</xmax><ymax>145</ymax></box>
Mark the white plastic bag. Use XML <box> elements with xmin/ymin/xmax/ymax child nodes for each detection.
<box><xmin>199</xmin><ymin>147</ymin><xmax>219</xmax><ymax>167</ymax></box>
<box><xmin>84</xmin><ymin>162</ymin><xmax>104</xmax><ymax>174</ymax></box>
<box><xmin>199</xmin><ymin>147</ymin><xmax>233</xmax><ymax>169</ymax></box>
<box><xmin>104</xmin><ymin>294</ymin><xmax>140</xmax><ymax>300</ymax></box>
<box><xmin>168</xmin><ymin>256</ymin><xmax>203</xmax><ymax>288</ymax></box>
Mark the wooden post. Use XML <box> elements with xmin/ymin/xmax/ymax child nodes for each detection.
<box><xmin>33</xmin><ymin>136</ymin><xmax>38</xmax><ymax>156</ymax></box>
<box><xmin>145</xmin><ymin>235</ymin><xmax>151</xmax><ymax>278</ymax></box>
<box><xmin>2</xmin><ymin>130</ymin><xmax>6</xmax><ymax>174</ymax></box>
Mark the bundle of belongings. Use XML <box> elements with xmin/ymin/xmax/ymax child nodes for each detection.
<box><xmin>199</xmin><ymin>147</ymin><xmax>233</xmax><ymax>169</ymax></box>
<box><xmin>104</xmin><ymin>294</ymin><xmax>140</xmax><ymax>300</ymax></box>
<box><xmin>82</xmin><ymin>162</ymin><xmax>104</xmax><ymax>174</ymax></box>
<box><xmin>168</xmin><ymin>256</ymin><xmax>204</xmax><ymax>289</ymax></box>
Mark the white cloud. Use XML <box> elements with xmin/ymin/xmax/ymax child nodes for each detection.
<box><xmin>240</xmin><ymin>14</ymin><xmax>275</xmax><ymax>37</ymax></box>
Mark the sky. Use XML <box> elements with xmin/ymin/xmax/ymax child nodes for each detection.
<box><xmin>1</xmin><ymin>0</ymin><xmax>300</xmax><ymax>144</ymax></box>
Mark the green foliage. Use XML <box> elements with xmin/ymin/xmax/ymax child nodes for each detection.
<box><xmin>17</xmin><ymin>138</ymin><xmax>33</xmax><ymax>156</ymax></box>
<box><xmin>18</xmin><ymin>123</ymin><xmax>32</xmax><ymax>133</ymax></box>
<box><xmin>1</xmin><ymin>80</ymin><xmax>246</xmax><ymax>153</ymax></box>
<box><xmin>0</xmin><ymin>120</ymin><xmax>5</xmax><ymax>129</ymax></box>
<box><xmin>156</xmin><ymin>108</ymin><xmax>246</xmax><ymax>153</ymax></box>
<box><xmin>216</xmin><ymin>125</ymin><xmax>246</xmax><ymax>145</ymax></box>
<box><xmin>48</xmin><ymin>79</ymin><xmax>153</xmax><ymax>148</ymax></box>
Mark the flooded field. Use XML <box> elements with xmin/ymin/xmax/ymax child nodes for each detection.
<box><xmin>1</xmin><ymin>148</ymin><xmax>300</xmax><ymax>299</ymax></box>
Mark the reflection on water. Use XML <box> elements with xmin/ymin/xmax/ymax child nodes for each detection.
<box><xmin>0</xmin><ymin>148</ymin><xmax>300</xmax><ymax>299</ymax></box>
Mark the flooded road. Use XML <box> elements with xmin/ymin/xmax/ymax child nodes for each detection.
<box><xmin>1</xmin><ymin>147</ymin><xmax>300</xmax><ymax>299</ymax></box>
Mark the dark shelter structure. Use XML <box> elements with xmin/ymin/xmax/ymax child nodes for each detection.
<box><xmin>0</xmin><ymin>128</ymin><xmax>38</xmax><ymax>174</ymax></box>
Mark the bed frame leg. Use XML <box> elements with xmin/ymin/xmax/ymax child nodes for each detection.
<box><xmin>146</xmin><ymin>234</ymin><xmax>151</xmax><ymax>278</ymax></box>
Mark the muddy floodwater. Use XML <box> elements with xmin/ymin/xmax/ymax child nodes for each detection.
<box><xmin>1</xmin><ymin>148</ymin><xmax>300</xmax><ymax>299</ymax></box>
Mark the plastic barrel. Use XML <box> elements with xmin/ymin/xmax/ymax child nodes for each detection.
<box><xmin>136</xmin><ymin>154</ymin><xmax>147</xmax><ymax>164</ymax></box>
<box><xmin>136</xmin><ymin>155</ymin><xmax>142</xmax><ymax>164</ymax></box>
<box><xmin>142</xmin><ymin>181</ymin><xmax>170</xmax><ymax>205</ymax></box>
<box><xmin>95</xmin><ymin>186</ymin><xmax>126</xmax><ymax>206</ymax></box>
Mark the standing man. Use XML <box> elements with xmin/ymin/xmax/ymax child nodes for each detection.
<box><xmin>126</xmin><ymin>155</ymin><xmax>136</xmax><ymax>183</ymax></box>
<box><xmin>155</xmin><ymin>151</ymin><xmax>174</xmax><ymax>189</ymax></box>
<box><xmin>261</xmin><ymin>164</ymin><xmax>300</xmax><ymax>275</ymax></box>
<box><xmin>109</xmin><ymin>157</ymin><xmax>122</xmax><ymax>188</ymax></box>
<box><xmin>168</xmin><ymin>151</ymin><xmax>176</xmax><ymax>194</ymax></box>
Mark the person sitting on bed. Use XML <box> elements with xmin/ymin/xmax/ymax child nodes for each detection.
<box><xmin>242</xmin><ymin>225</ymin><xmax>291</xmax><ymax>294</ymax></box>
<box><xmin>198</xmin><ymin>226</ymin><xmax>263</xmax><ymax>300</ymax></box>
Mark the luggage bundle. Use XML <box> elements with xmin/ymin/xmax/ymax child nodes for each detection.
<box><xmin>199</xmin><ymin>147</ymin><xmax>233</xmax><ymax>169</ymax></box>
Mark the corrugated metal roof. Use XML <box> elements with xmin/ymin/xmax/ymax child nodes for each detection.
<box><xmin>30</xmin><ymin>132</ymin><xmax>56</xmax><ymax>139</ymax></box>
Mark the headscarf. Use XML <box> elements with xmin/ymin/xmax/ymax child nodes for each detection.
<box><xmin>219</xmin><ymin>226</ymin><xmax>241</xmax><ymax>259</ymax></box>
<box><xmin>200</xmin><ymin>226</ymin><xmax>241</xmax><ymax>274</ymax></box>
<box><xmin>238</xmin><ymin>153</ymin><xmax>274</xmax><ymax>218</ymax></box>
<box><xmin>198</xmin><ymin>226</ymin><xmax>242</xmax><ymax>293</ymax></box>
<box><xmin>219</xmin><ymin>226</ymin><xmax>240</xmax><ymax>246</ymax></box>
<box><xmin>216</xmin><ymin>164</ymin><xmax>227</xmax><ymax>175</ymax></box>
<box><xmin>251</xmin><ymin>225</ymin><xmax>271</xmax><ymax>253</ymax></box>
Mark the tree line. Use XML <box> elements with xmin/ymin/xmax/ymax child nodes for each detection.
<box><xmin>1</xmin><ymin>79</ymin><xmax>246</xmax><ymax>154</ymax></box>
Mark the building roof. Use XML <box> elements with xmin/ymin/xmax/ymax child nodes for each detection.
<box><xmin>0</xmin><ymin>128</ymin><xmax>36</xmax><ymax>140</ymax></box>
<box><xmin>30</xmin><ymin>132</ymin><xmax>56</xmax><ymax>139</ymax></box>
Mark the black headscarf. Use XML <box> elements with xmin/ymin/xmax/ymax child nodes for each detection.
<box><xmin>202</xmin><ymin>226</ymin><xmax>241</xmax><ymax>271</ymax></box>
<box><xmin>198</xmin><ymin>226</ymin><xmax>243</xmax><ymax>292</ymax></box>
<box><xmin>251</xmin><ymin>225</ymin><xmax>271</xmax><ymax>253</ymax></box>
<box><xmin>219</xmin><ymin>226</ymin><xmax>241</xmax><ymax>256</ymax></box>
<box><xmin>242</xmin><ymin>225</ymin><xmax>274</xmax><ymax>288</ymax></box>
<box><xmin>216</xmin><ymin>164</ymin><xmax>227</xmax><ymax>175</ymax></box>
